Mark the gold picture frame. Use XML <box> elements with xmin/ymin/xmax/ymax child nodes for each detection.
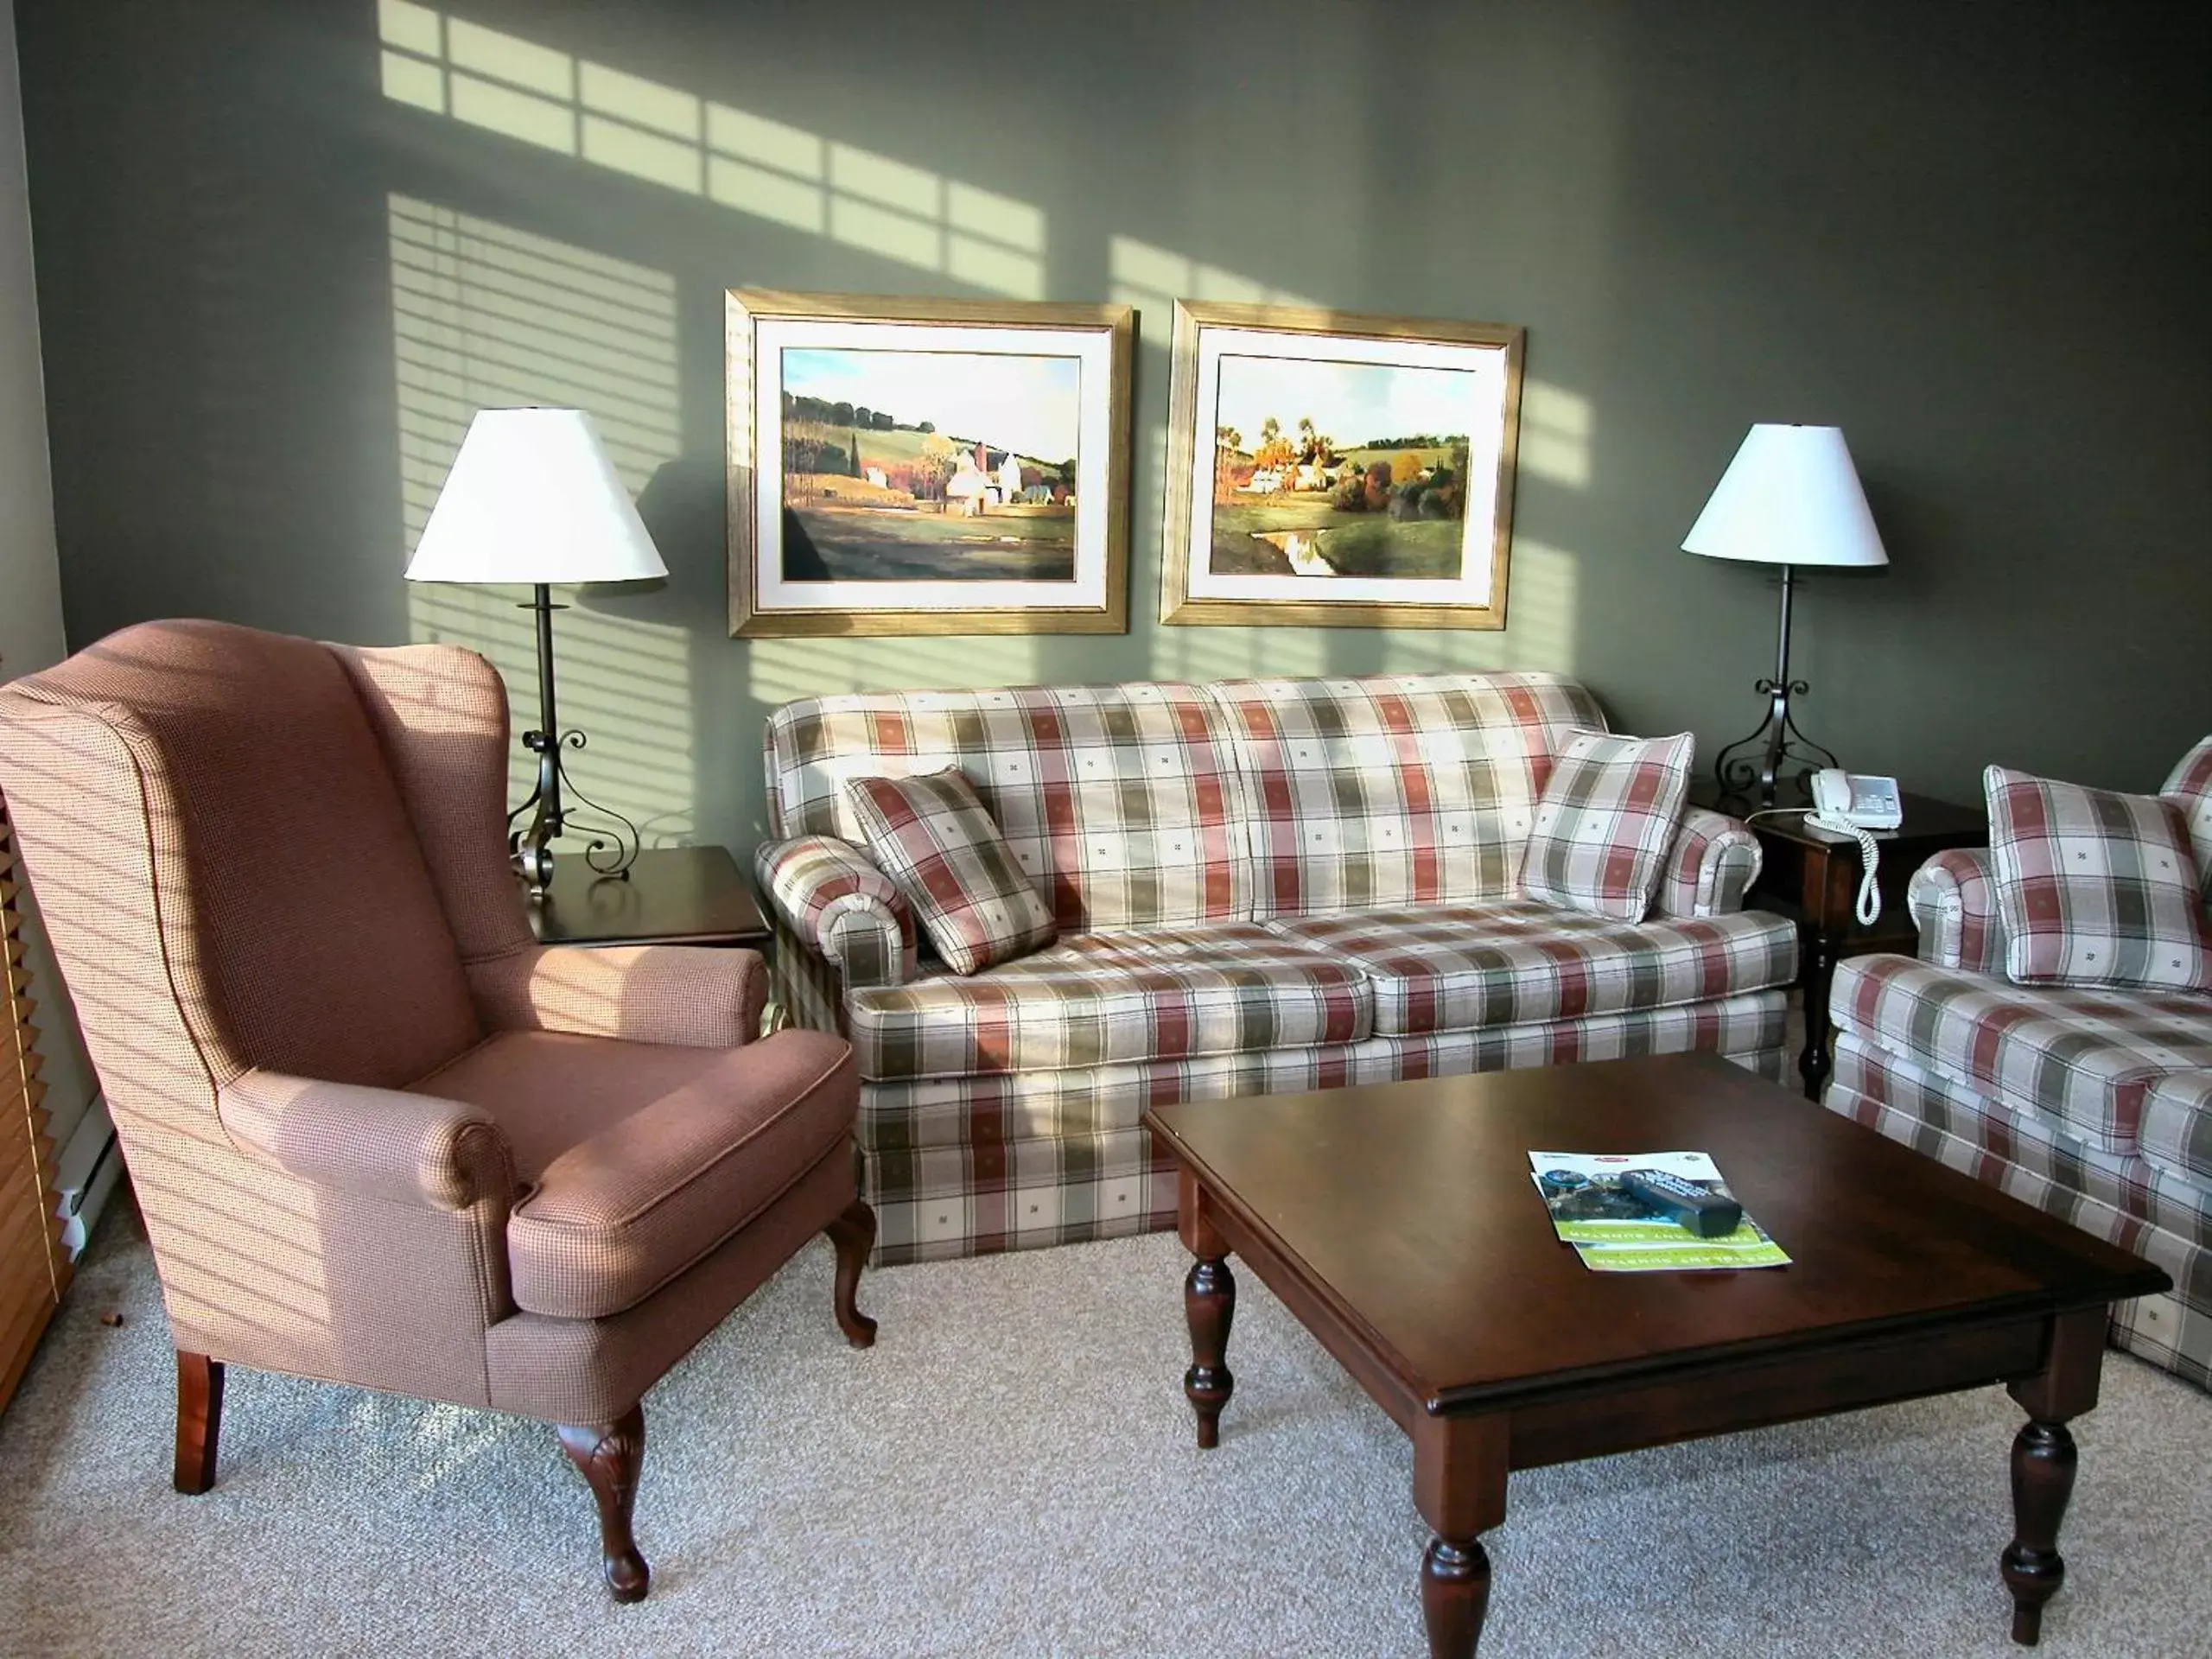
<box><xmin>727</xmin><ymin>289</ymin><xmax>1135</xmax><ymax>637</ymax></box>
<box><xmin>1160</xmin><ymin>299</ymin><xmax>1524</xmax><ymax>629</ymax></box>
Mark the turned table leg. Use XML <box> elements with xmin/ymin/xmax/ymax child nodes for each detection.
<box><xmin>1184</xmin><ymin>1255</ymin><xmax>1236</xmax><ymax>1449</ymax></box>
<box><xmin>1413</xmin><ymin>1412</ymin><xmax>1508</xmax><ymax>1658</ymax></box>
<box><xmin>2003</xmin><ymin>1420</ymin><xmax>2077</xmax><ymax>1645</ymax></box>
<box><xmin>1177</xmin><ymin>1167</ymin><xmax>1236</xmax><ymax>1448</ymax></box>
<box><xmin>2001</xmin><ymin>1306</ymin><xmax>2107</xmax><ymax>1646</ymax></box>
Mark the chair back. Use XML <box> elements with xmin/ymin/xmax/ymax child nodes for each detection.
<box><xmin>0</xmin><ymin>620</ymin><xmax>484</xmax><ymax>1142</ymax></box>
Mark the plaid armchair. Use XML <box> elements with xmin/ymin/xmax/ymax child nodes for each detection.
<box><xmin>0</xmin><ymin>620</ymin><xmax>878</xmax><ymax>1598</ymax></box>
<box><xmin>1827</xmin><ymin>739</ymin><xmax>2212</xmax><ymax>1390</ymax></box>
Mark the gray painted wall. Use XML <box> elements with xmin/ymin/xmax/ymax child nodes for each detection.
<box><xmin>16</xmin><ymin>1</ymin><xmax>2210</xmax><ymax>860</ymax></box>
<box><xmin>0</xmin><ymin>0</ymin><xmax>95</xmax><ymax>1156</ymax></box>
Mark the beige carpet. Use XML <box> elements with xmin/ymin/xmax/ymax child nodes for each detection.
<box><xmin>2</xmin><ymin>1196</ymin><xmax>2207</xmax><ymax>1658</ymax></box>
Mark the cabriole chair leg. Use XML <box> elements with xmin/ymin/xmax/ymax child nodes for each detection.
<box><xmin>556</xmin><ymin>1405</ymin><xmax>649</xmax><ymax>1602</ymax></box>
<box><xmin>826</xmin><ymin>1198</ymin><xmax>879</xmax><ymax>1348</ymax></box>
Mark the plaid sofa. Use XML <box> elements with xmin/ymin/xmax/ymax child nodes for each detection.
<box><xmin>760</xmin><ymin>673</ymin><xmax>1797</xmax><ymax>1264</ymax></box>
<box><xmin>1827</xmin><ymin>739</ymin><xmax>2212</xmax><ymax>1390</ymax></box>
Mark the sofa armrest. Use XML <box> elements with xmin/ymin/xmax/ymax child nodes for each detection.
<box><xmin>757</xmin><ymin>836</ymin><xmax>916</xmax><ymax>989</ymax></box>
<box><xmin>1651</xmin><ymin>807</ymin><xmax>1764</xmax><ymax>918</ymax></box>
<box><xmin>219</xmin><ymin>1070</ymin><xmax>516</xmax><ymax>1212</ymax></box>
<box><xmin>466</xmin><ymin>943</ymin><xmax>767</xmax><ymax>1048</ymax></box>
<box><xmin>1908</xmin><ymin>848</ymin><xmax>2008</xmax><ymax>973</ymax></box>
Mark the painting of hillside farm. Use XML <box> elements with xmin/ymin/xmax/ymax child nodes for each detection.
<box><xmin>1205</xmin><ymin>354</ymin><xmax>1478</xmax><ymax>581</ymax></box>
<box><xmin>778</xmin><ymin>346</ymin><xmax>1081</xmax><ymax>583</ymax></box>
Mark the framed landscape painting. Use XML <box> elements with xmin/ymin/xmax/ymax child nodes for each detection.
<box><xmin>727</xmin><ymin>290</ymin><xmax>1134</xmax><ymax>636</ymax></box>
<box><xmin>1160</xmin><ymin>300</ymin><xmax>1525</xmax><ymax>628</ymax></box>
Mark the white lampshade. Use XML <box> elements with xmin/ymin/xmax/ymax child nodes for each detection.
<box><xmin>1681</xmin><ymin>423</ymin><xmax>1888</xmax><ymax>569</ymax></box>
<box><xmin>404</xmin><ymin>407</ymin><xmax>670</xmax><ymax>585</ymax></box>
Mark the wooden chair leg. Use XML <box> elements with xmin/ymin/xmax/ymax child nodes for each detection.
<box><xmin>174</xmin><ymin>1351</ymin><xmax>225</xmax><ymax>1495</ymax></box>
<box><xmin>556</xmin><ymin>1405</ymin><xmax>649</xmax><ymax>1603</ymax></box>
<box><xmin>826</xmin><ymin>1198</ymin><xmax>879</xmax><ymax>1349</ymax></box>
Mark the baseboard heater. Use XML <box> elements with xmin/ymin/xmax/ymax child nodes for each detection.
<box><xmin>54</xmin><ymin>1096</ymin><xmax>120</xmax><ymax>1262</ymax></box>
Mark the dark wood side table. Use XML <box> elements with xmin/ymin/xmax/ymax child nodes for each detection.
<box><xmin>528</xmin><ymin>845</ymin><xmax>768</xmax><ymax>950</ymax></box>
<box><xmin>1699</xmin><ymin>789</ymin><xmax>1986</xmax><ymax>1101</ymax></box>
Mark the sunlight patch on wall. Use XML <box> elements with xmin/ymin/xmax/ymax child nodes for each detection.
<box><xmin>744</xmin><ymin>636</ymin><xmax>1043</xmax><ymax>712</ymax></box>
<box><xmin>389</xmin><ymin>194</ymin><xmax>698</xmax><ymax>843</ymax></box>
<box><xmin>1106</xmin><ymin>235</ymin><xmax>1319</xmax><ymax>321</ymax></box>
<box><xmin>1520</xmin><ymin>380</ymin><xmax>1591</xmax><ymax>487</ymax></box>
<box><xmin>378</xmin><ymin>1</ymin><xmax>1046</xmax><ymax>299</ymax></box>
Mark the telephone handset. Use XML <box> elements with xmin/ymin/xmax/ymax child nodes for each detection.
<box><xmin>1806</xmin><ymin>770</ymin><xmax>1903</xmax><ymax>926</ymax></box>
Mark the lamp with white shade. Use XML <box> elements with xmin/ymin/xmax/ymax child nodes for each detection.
<box><xmin>1682</xmin><ymin>423</ymin><xmax>1888</xmax><ymax>808</ymax></box>
<box><xmin>404</xmin><ymin>407</ymin><xmax>669</xmax><ymax>898</ymax></box>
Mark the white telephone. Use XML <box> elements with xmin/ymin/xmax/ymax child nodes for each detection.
<box><xmin>1806</xmin><ymin>770</ymin><xmax>1903</xmax><ymax>926</ymax></box>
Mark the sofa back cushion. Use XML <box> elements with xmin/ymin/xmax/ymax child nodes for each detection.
<box><xmin>1205</xmin><ymin>672</ymin><xmax>1605</xmax><ymax>918</ymax></box>
<box><xmin>763</xmin><ymin>683</ymin><xmax>1249</xmax><ymax>931</ymax></box>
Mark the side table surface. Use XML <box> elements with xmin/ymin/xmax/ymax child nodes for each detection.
<box><xmin>529</xmin><ymin>844</ymin><xmax>766</xmax><ymax>949</ymax></box>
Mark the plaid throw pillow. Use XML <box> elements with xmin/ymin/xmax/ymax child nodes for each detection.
<box><xmin>846</xmin><ymin>770</ymin><xmax>1057</xmax><ymax>976</ymax></box>
<box><xmin>1516</xmin><ymin>729</ymin><xmax>1694</xmax><ymax>921</ymax></box>
<box><xmin>1986</xmin><ymin>765</ymin><xmax>2212</xmax><ymax>991</ymax></box>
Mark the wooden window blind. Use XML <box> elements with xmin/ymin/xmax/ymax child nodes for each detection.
<box><xmin>0</xmin><ymin>796</ymin><xmax>69</xmax><ymax>1414</ymax></box>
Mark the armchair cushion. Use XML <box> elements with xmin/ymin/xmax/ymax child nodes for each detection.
<box><xmin>1986</xmin><ymin>766</ymin><xmax>2211</xmax><ymax>991</ymax></box>
<box><xmin>467</xmin><ymin>943</ymin><xmax>767</xmax><ymax>1048</ymax></box>
<box><xmin>2142</xmin><ymin>1070</ymin><xmax>2212</xmax><ymax>1186</ymax></box>
<box><xmin>846</xmin><ymin>769</ymin><xmax>1057</xmax><ymax>974</ymax></box>
<box><xmin>1829</xmin><ymin>952</ymin><xmax>2212</xmax><ymax>1155</ymax></box>
<box><xmin>410</xmin><ymin>1027</ymin><xmax>855</xmax><ymax>1319</ymax></box>
<box><xmin>1517</xmin><ymin>729</ymin><xmax>1694</xmax><ymax>921</ymax></box>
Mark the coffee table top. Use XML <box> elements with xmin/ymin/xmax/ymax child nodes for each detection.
<box><xmin>1145</xmin><ymin>1053</ymin><xmax>2167</xmax><ymax>1414</ymax></box>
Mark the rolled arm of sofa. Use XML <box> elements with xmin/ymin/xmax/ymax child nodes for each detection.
<box><xmin>1908</xmin><ymin>848</ymin><xmax>2008</xmax><ymax>973</ymax></box>
<box><xmin>467</xmin><ymin>943</ymin><xmax>767</xmax><ymax>1048</ymax></box>
<box><xmin>757</xmin><ymin>835</ymin><xmax>916</xmax><ymax>989</ymax></box>
<box><xmin>1651</xmin><ymin>807</ymin><xmax>1764</xmax><ymax>918</ymax></box>
<box><xmin>219</xmin><ymin>1070</ymin><xmax>517</xmax><ymax>1212</ymax></box>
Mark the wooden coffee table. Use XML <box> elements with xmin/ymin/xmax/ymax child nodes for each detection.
<box><xmin>1144</xmin><ymin>1053</ymin><xmax>2170</xmax><ymax>1656</ymax></box>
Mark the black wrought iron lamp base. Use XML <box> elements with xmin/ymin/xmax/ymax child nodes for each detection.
<box><xmin>1709</xmin><ymin>562</ymin><xmax>1837</xmax><ymax>811</ymax></box>
<box><xmin>510</xmin><ymin>584</ymin><xmax>640</xmax><ymax>901</ymax></box>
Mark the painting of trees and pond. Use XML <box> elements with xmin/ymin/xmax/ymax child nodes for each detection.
<box><xmin>1206</xmin><ymin>354</ymin><xmax>1477</xmax><ymax>582</ymax></box>
<box><xmin>779</xmin><ymin>347</ymin><xmax>1082</xmax><ymax>583</ymax></box>
<box><xmin>1160</xmin><ymin>300</ymin><xmax>1523</xmax><ymax>629</ymax></box>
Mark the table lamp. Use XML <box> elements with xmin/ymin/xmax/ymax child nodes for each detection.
<box><xmin>1681</xmin><ymin>423</ymin><xmax>1888</xmax><ymax>808</ymax></box>
<box><xmin>404</xmin><ymin>406</ymin><xmax>669</xmax><ymax>899</ymax></box>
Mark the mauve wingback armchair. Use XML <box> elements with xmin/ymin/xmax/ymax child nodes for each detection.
<box><xmin>0</xmin><ymin>618</ymin><xmax>876</xmax><ymax>1600</ymax></box>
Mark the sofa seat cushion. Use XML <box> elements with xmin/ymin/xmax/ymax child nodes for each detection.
<box><xmin>1829</xmin><ymin>952</ymin><xmax>2212</xmax><ymax>1156</ymax></box>
<box><xmin>844</xmin><ymin>922</ymin><xmax>1371</xmax><ymax>1083</ymax></box>
<box><xmin>411</xmin><ymin>1027</ymin><xmax>856</xmax><ymax>1319</ymax></box>
<box><xmin>2142</xmin><ymin>1071</ymin><xmax>2212</xmax><ymax>1186</ymax></box>
<box><xmin>1262</xmin><ymin>904</ymin><xmax>1797</xmax><ymax>1036</ymax></box>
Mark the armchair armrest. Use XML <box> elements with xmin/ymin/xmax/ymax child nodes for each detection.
<box><xmin>1908</xmin><ymin>848</ymin><xmax>2008</xmax><ymax>973</ymax></box>
<box><xmin>1651</xmin><ymin>807</ymin><xmax>1764</xmax><ymax>918</ymax></box>
<box><xmin>757</xmin><ymin>836</ymin><xmax>916</xmax><ymax>989</ymax></box>
<box><xmin>467</xmin><ymin>944</ymin><xmax>768</xmax><ymax>1048</ymax></box>
<box><xmin>219</xmin><ymin>1070</ymin><xmax>516</xmax><ymax>1212</ymax></box>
